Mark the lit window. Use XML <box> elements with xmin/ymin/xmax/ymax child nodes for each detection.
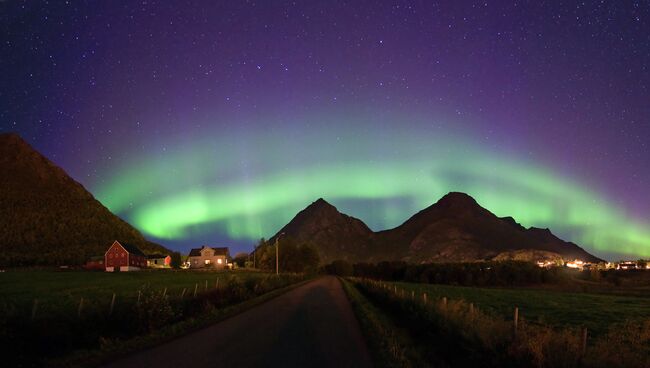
<box><xmin>205</xmin><ymin>259</ymin><xmax>211</xmax><ymax>265</ymax></box>
<box><xmin>217</xmin><ymin>258</ymin><xmax>223</xmax><ymax>264</ymax></box>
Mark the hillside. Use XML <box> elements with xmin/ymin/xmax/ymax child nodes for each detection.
<box><xmin>0</xmin><ymin>133</ymin><xmax>169</xmax><ymax>266</ymax></box>
<box><xmin>271</xmin><ymin>193</ymin><xmax>602</xmax><ymax>264</ymax></box>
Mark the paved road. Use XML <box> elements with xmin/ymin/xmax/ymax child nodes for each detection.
<box><xmin>105</xmin><ymin>276</ymin><xmax>373</xmax><ymax>368</ymax></box>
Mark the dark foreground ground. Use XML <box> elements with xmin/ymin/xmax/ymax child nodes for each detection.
<box><xmin>104</xmin><ymin>276</ymin><xmax>372</xmax><ymax>368</ymax></box>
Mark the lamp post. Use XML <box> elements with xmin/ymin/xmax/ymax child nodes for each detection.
<box><xmin>275</xmin><ymin>233</ymin><xmax>285</xmax><ymax>275</ymax></box>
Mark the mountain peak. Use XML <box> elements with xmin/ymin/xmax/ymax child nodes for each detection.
<box><xmin>313</xmin><ymin>197</ymin><xmax>331</xmax><ymax>206</ymax></box>
<box><xmin>0</xmin><ymin>131</ymin><xmax>22</xmax><ymax>140</ymax></box>
<box><xmin>268</xmin><ymin>198</ymin><xmax>374</xmax><ymax>263</ymax></box>
<box><xmin>0</xmin><ymin>132</ymin><xmax>33</xmax><ymax>153</ymax></box>
<box><xmin>437</xmin><ymin>192</ymin><xmax>478</xmax><ymax>205</ymax></box>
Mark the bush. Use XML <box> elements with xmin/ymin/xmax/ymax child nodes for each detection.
<box><xmin>353</xmin><ymin>261</ymin><xmax>569</xmax><ymax>287</ymax></box>
<box><xmin>323</xmin><ymin>260</ymin><xmax>354</xmax><ymax>276</ymax></box>
<box><xmin>134</xmin><ymin>284</ymin><xmax>176</xmax><ymax>332</ymax></box>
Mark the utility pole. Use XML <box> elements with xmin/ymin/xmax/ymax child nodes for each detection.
<box><xmin>275</xmin><ymin>233</ymin><xmax>285</xmax><ymax>275</ymax></box>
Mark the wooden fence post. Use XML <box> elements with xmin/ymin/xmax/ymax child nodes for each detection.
<box><xmin>423</xmin><ymin>293</ymin><xmax>427</xmax><ymax>305</ymax></box>
<box><xmin>205</xmin><ymin>280</ymin><xmax>208</xmax><ymax>292</ymax></box>
<box><xmin>581</xmin><ymin>327</ymin><xmax>588</xmax><ymax>356</ymax></box>
<box><xmin>162</xmin><ymin>288</ymin><xmax>167</xmax><ymax>297</ymax></box>
<box><xmin>109</xmin><ymin>293</ymin><xmax>116</xmax><ymax>316</ymax></box>
<box><xmin>181</xmin><ymin>288</ymin><xmax>186</xmax><ymax>298</ymax></box>
<box><xmin>443</xmin><ymin>296</ymin><xmax>447</xmax><ymax>309</ymax></box>
<box><xmin>77</xmin><ymin>297</ymin><xmax>84</xmax><ymax>318</ymax></box>
<box><xmin>411</xmin><ymin>290</ymin><xmax>415</xmax><ymax>300</ymax></box>
<box><xmin>31</xmin><ymin>299</ymin><xmax>38</xmax><ymax>320</ymax></box>
<box><xmin>137</xmin><ymin>290</ymin><xmax>141</xmax><ymax>305</ymax></box>
<box><xmin>514</xmin><ymin>307</ymin><xmax>519</xmax><ymax>336</ymax></box>
<box><xmin>469</xmin><ymin>303</ymin><xmax>474</xmax><ymax>316</ymax></box>
<box><xmin>215</xmin><ymin>277</ymin><xmax>220</xmax><ymax>290</ymax></box>
<box><xmin>194</xmin><ymin>283</ymin><xmax>198</xmax><ymax>297</ymax></box>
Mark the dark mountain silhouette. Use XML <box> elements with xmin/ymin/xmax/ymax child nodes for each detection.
<box><xmin>0</xmin><ymin>132</ymin><xmax>169</xmax><ymax>266</ymax></box>
<box><xmin>268</xmin><ymin>198</ymin><xmax>374</xmax><ymax>263</ymax></box>
<box><xmin>271</xmin><ymin>192</ymin><xmax>602</xmax><ymax>264</ymax></box>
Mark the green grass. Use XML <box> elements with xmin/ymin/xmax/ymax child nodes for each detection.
<box><xmin>389</xmin><ymin>281</ymin><xmax>649</xmax><ymax>336</ymax></box>
<box><xmin>340</xmin><ymin>278</ymin><xmax>418</xmax><ymax>368</ymax></box>
<box><xmin>0</xmin><ymin>269</ymin><xmax>267</xmax><ymax>308</ymax></box>
<box><xmin>58</xmin><ymin>278</ymin><xmax>312</xmax><ymax>368</ymax></box>
<box><xmin>0</xmin><ymin>269</ymin><xmax>308</xmax><ymax>366</ymax></box>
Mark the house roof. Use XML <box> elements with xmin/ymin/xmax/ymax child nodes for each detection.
<box><xmin>188</xmin><ymin>246</ymin><xmax>230</xmax><ymax>257</ymax></box>
<box><xmin>213</xmin><ymin>247</ymin><xmax>229</xmax><ymax>256</ymax></box>
<box><xmin>115</xmin><ymin>241</ymin><xmax>146</xmax><ymax>257</ymax></box>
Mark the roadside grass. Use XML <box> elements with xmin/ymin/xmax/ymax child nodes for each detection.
<box><xmin>0</xmin><ymin>270</ymin><xmax>308</xmax><ymax>367</ymax></box>
<box><xmin>340</xmin><ymin>278</ymin><xmax>417</xmax><ymax>368</ymax></box>
<box><xmin>350</xmin><ymin>278</ymin><xmax>650</xmax><ymax>368</ymax></box>
<box><xmin>389</xmin><ymin>281</ymin><xmax>649</xmax><ymax>336</ymax></box>
<box><xmin>56</xmin><ymin>276</ymin><xmax>313</xmax><ymax>368</ymax></box>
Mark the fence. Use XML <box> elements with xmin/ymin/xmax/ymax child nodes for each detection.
<box><xmin>349</xmin><ymin>278</ymin><xmax>649</xmax><ymax>368</ymax></box>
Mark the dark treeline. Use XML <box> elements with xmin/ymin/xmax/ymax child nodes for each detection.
<box><xmin>253</xmin><ymin>237</ymin><xmax>319</xmax><ymax>273</ymax></box>
<box><xmin>325</xmin><ymin>260</ymin><xmax>570</xmax><ymax>286</ymax></box>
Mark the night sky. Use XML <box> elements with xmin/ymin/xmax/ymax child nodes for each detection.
<box><xmin>1</xmin><ymin>1</ymin><xmax>649</xmax><ymax>260</ymax></box>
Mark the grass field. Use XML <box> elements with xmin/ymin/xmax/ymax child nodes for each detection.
<box><xmin>0</xmin><ymin>269</ymin><xmax>306</xmax><ymax>366</ymax></box>
<box><xmin>389</xmin><ymin>281</ymin><xmax>650</xmax><ymax>336</ymax></box>
<box><xmin>0</xmin><ymin>269</ymin><xmax>272</xmax><ymax>311</ymax></box>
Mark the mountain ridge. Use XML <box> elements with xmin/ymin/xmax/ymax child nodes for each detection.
<box><xmin>271</xmin><ymin>193</ymin><xmax>603</xmax><ymax>264</ymax></box>
<box><xmin>0</xmin><ymin>132</ymin><xmax>170</xmax><ymax>266</ymax></box>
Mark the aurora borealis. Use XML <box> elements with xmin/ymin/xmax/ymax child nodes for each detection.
<box><xmin>2</xmin><ymin>1</ymin><xmax>649</xmax><ymax>259</ymax></box>
<box><xmin>94</xmin><ymin>118</ymin><xmax>650</xmax><ymax>259</ymax></box>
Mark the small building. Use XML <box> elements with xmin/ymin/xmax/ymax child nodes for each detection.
<box><xmin>105</xmin><ymin>240</ymin><xmax>147</xmax><ymax>272</ymax></box>
<box><xmin>617</xmin><ymin>261</ymin><xmax>638</xmax><ymax>270</ymax></box>
<box><xmin>187</xmin><ymin>246</ymin><xmax>230</xmax><ymax>269</ymax></box>
<box><xmin>566</xmin><ymin>259</ymin><xmax>585</xmax><ymax>270</ymax></box>
<box><xmin>147</xmin><ymin>254</ymin><xmax>171</xmax><ymax>268</ymax></box>
<box><xmin>84</xmin><ymin>256</ymin><xmax>105</xmax><ymax>271</ymax></box>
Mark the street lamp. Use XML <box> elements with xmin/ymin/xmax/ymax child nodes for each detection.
<box><xmin>275</xmin><ymin>232</ymin><xmax>285</xmax><ymax>275</ymax></box>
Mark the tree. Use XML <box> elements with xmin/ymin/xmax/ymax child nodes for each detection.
<box><xmin>325</xmin><ymin>260</ymin><xmax>353</xmax><ymax>276</ymax></box>
<box><xmin>233</xmin><ymin>252</ymin><xmax>249</xmax><ymax>268</ymax></box>
<box><xmin>170</xmin><ymin>251</ymin><xmax>182</xmax><ymax>269</ymax></box>
<box><xmin>253</xmin><ymin>237</ymin><xmax>319</xmax><ymax>273</ymax></box>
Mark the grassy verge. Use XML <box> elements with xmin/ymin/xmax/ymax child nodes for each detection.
<box><xmin>350</xmin><ymin>278</ymin><xmax>650</xmax><ymax>368</ymax></box>
<box><xmin>341</xmin><ymin>278</ymin><xmax>428</xmax><ymax>368</ymax></box>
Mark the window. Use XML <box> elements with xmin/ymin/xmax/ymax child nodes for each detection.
<box><xmin>217</xmin><ymin>258</ymin><xmax>223</xmax><ymax>264</ymax></box>
<box><xmin>205</xmin><ymin>259</ymin><xmax>211</xmax><ymax>265</ymax></box>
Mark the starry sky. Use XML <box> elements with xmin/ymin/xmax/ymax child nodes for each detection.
<box><xmin>1</xmin><ymin>1</ymin><xmax>649</xmax><ymax>260</ymax></box>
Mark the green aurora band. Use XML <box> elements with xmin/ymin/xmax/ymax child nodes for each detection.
<box><xmin>94</xmin><ymin>117</ymin><xmax>650</xmax><ymax>259</ymax></box>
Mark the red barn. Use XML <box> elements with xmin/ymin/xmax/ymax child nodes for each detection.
<box><xmin>104</xmin><ymin>240</ymin><xmax>147</xmax><ymax>272</ymax></box>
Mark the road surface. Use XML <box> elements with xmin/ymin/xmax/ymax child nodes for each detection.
<box><xmin>105</xmin><ymin>276</ymin><xmax>373</xmax><ymax>368</ymax></box>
